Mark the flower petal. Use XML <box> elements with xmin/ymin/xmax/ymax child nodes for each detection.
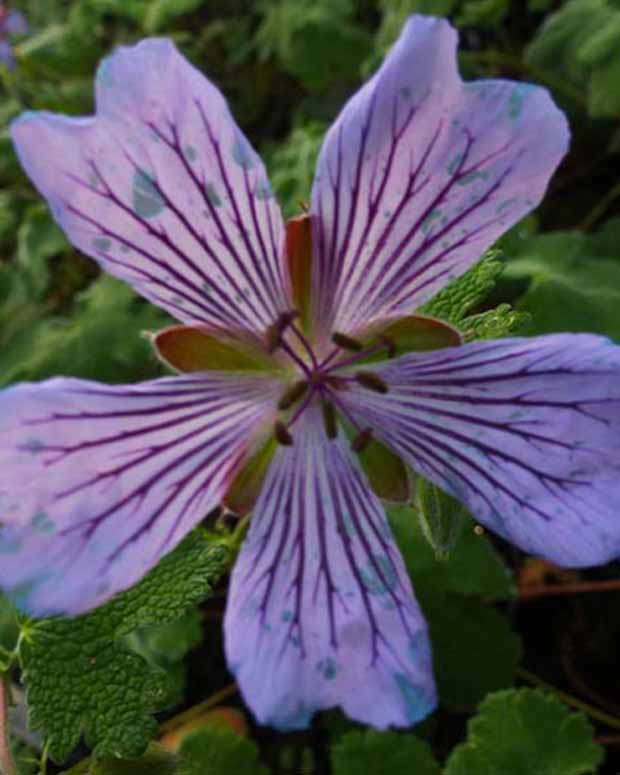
<box><xmin>338</xmin><ymin>335</ymin><xmax>620</xmax><ymax>567</ymax></box>
<box><xmin>11</xmin><ymin>39</ymin><xmax>289</xmax><ymax>334</ymax></box>
<box><xmin>224</xmin><ymin>405</ymin><xmax>435</xmax><ymax>730</ymax></box>
<box><xmin>5</xmin><ymin>10</ymin><xmax>27</xmax><ymax>36</ymax></box>
<box><xmin>310</xmin><ymin>15</ymin><xmax>568</xmax><ymax>343</ymax></box>
<box><xmin>0</xmin><ymin>374</ymin><xmax>279</xmax><ymax>616</ymax></box>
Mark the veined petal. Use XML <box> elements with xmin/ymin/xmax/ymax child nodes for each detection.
<box><xmin>225</xmin><ymin>405</ymin><xmax>435</xmax><ymax>730</ymax></box>
<box><xmin>338</xmin><ymin>335</ymin><xmax>620</xmax><ymax>567</ymax></box>
<box><xmin>310</xmin><ymin>15</ymin><xmax>568</xmax><ymax>343</ymax></box>
<box><xmin>11</xmin><ymin>39</ymin><xmax>289</xmax><ymax>335</ymax></box>
<box><xmin>0</xmin><ymin>374</ymin><xmax>280</xmax><ymax>616</ymax></box>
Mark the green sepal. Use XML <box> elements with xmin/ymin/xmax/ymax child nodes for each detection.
<box><xmin>152</xmin><ymin>325</ymin><xmax>277</xmax><ymax>374</ymax></box>
<box><xmin>224</xmin><ymin>436</ymin><xmax>278</xmax><ymax>516</ymax></box>
<box><xmin>414</xmin><ymin>477</ymin><xmax>466</xmax><ymax>561</ymax></box>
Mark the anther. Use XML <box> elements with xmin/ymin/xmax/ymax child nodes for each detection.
<box><xmin>332</xmin><ymin>332</ymin><xmax>364</xmax><ymax>352</ymax></box>
<box><xmin>322</xmin><ymin>401</ymin><xmax>337</xmax><ymax>439</ymax></box>
<box><xmin>352</xmin><ymin>427</ymin><xmax>373</xmax><ymax>453</ymax></box>
<box><xmin>355</xmin><ymin>371</ymin><xmax>389</xmax><ymax>394</ymax></box>
<box><xmin>265</xmin><ymin>310</ymin><xmax>300</xmax><ymax>353</ymax></box>
<box><xmin>274</xmin><ymin>421</ymin><xmax>294</xmax><ymax>446</ymax></box>
<box><xmin>278</xmin><ymin>380</ymin><xmax>308</xmax><ymax>411</ymax></box>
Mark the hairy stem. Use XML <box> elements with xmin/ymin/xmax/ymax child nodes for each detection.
<box><xmin>0</xmin><ymin>676</ymin><xmax>17</xmax><ymax>775</ymax></box>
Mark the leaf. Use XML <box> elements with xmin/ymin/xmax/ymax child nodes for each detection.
<box><xmin>0</xmin><ymin>275</ymin><xmax>170</xmax><ymax>388</ymax></box>
<box><xmin>444</xmin><ymin>688</ymin><xmax>604</xmax><ymax>775</ymax></box>
<box><xmin>526</xmin><ymin>0</ymin><xmax>620</xmax><ymax>118</ymax></box>
<box><xmin>17</xmin><ymin>529</ymin><xmax>231</xmax><ymax>763</ymax></box>
<box><xmin>420</xmin><ymin>250</ymin><xmax>523</xmax><ymax>339</ymax></box>
<box><xmin>331</xmin><ymin>730</ymin><xmax>440</xmax><ymax>775</ymax></box>
<box><xmin>423</xmin><ymin>595</ymin><xmax>522</xmax><ymax>707</ymax></box>
<box><xmin>177</xmin><ymin>726</ymin><xmax>269</xmax><ymax>775</ymax></box>
<box><xmin>414</xmin><ymin>479</ymin><xmax>466</xmax><ymax>560</ymax></box>
<box><xmin>503</xmin><ymin>220</ymin><xmax>620</xmax><ymax>339</ymax></box>
<box><xmin>143</xmin><ymin>0</ymin><xmax>204</xmax><ymax>33</ymax></box>
<box><xmin>16</xmin><ymin>204</ymin><xmax>68</xmax><ymax>299</ymax></box>
<box><xmin>387</xmin><ymin>505</ymin><xmax>515</xmax><ymax>601</ymax></box>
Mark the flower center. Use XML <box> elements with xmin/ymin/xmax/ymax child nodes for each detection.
<box><xmin>267</xmin><ymin>310</ymin><xmax>392</xmax><ymax>449</ymax></box>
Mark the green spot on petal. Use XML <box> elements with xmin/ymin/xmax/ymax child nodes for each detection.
<box><xmin>205</xmin><ymin>182</ymin><xmax>222</xmax><ymax>207</ymax></box>
<box><xmin>132</xmin><ymin>168</ymin><xmax>165</xmax><ymax>219</ymax></box>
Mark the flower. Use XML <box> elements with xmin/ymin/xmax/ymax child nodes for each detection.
<box><xmin>0</xmin><ymin>2</ymin><xmax>27</xmax><ymax>69</ymax></box>
<box><xmin>2</xmin><ymin>14</ymin><xmax>620</xmax><ymax>730</ymax></box>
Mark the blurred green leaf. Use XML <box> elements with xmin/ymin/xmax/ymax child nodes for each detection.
<box><xmin>331</xmin><ymin>730</ymin><xmax>440</xmax><ymax>775</ymax></box>
<box><xmin>527</xmin><ymin>0</ymin><xmax>620</xmax><ymax>117</ymax></box>
<box><xmin>504</xmin><ymin>219</ymin><xmax>620</xmax><ymax>339</ymax></box>
<box><xmin>424</xmin><ymin>595</ymin><xmax>522</xmax><ymax>707</ymax></box>
<box><xmin>178</xmin><ymin>726</ymin><xmax>269</xmax><ymax>775</ymax></box>
<box><xmin>143</xmin><ymin>0</ymin><xmax>204</xmax><ymax>33</ymax></box>
<box><xmin>444</xmin><ymin>688</ymin><xmax>604</xmax><ymax>774</ymax></box>
<box><xmin>388</xmin><ymin>504</ymin><xmax>515</xmax><ymax>601</ymax></box>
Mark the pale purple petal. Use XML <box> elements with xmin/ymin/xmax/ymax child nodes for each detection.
<box><xmin>337</xmin><ymin>335</ymin><xmax>620</xmax><ymax>567</ymax></box>
<box><xmin>5</xmin><ymin>9</ymin><xmax>27</xmax><ymax>36</ymax></box>
<box><xmin>0</xmin><ymin>374</ymin><xmax>280</xmax><ymax>616</ymax></box>
<box><xmin>10</xmin><ymin>39</ymin><xmax>289</xmax><ymax>335</ymax></box>
<box><xmin>225</xmin><ymin>404</ymin><xmax>435</xmax><ymax>730</ymax></box>
<box><xmin>0</xmin><ymin>40</ymin><xmax>13</xmax><ymax>68</ymax></box>
<box><xmin>310</xmin><ymin>15</ymin><xmax>569</xmax><ymax>345</ymax></box>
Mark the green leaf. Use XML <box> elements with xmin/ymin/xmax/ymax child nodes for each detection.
<box><xmin>143</xmin><ymin>0</ymin><xmax>204</xmax><ymax>32</ymax></box>
<box><xmin>331</xmin><ymin>730</ymin><xmax>440</xmax><ymax>775</ymax></box>
<box><xmin>16</xmin><ymin>204</ymin><xmax>68</xmax><ymax>299</ymax></box>
<box><xmin>63</xmin><ymin>744</ymin><xmax>180</xmax><ymax>775</ymax></box>
<box><xmin>420</xmin><ymin>250</ymin><xmax>523</xmax><ymax>339</ymax></box>
<box><xmin>424</xmin><ymin>595</ymin><xmax>522</xmax><ymax>707</ymax></box>
<box><xmin>414</xmin><ymin>479</ymin><xmax>466</xmax><ymax>560</ymax></box>
<box><xmin>178</xmin><ymin>726</ymin><xmax>269</xmax><ymax>775</ymax></box>
<box><xmin>17</xmin><ymin>529</ymin><xmax>231</xmax><ymax>763</ymax></box>
<box><xmin>0</xmin><ymin>275</ymin><xmax>171</xmax><ymax>388</ymax></box>
<box><xmin>387</xmin><ymin>505</ymin><xmax>514</xmax><ymax>601</ymax></box>
<box><xmin>444</xmin><ymin>688</ymin><xmax>604</xmax><ymax>775</ymax></box>
<box><xmin>526</xmin><ymin>0</ymin><xmax>620</xmax><ymax>117</ymax></box>
<box><xmin>503</xmin><ymin>220</ymin><xmax>620</xmax><ymax>339</ymax></box>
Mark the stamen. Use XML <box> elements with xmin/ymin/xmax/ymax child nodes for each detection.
<box><xmin>352</xmin><ymin>427</ymin><xmax>373</xmax><ymax>453</ymax></box>
<box><xmin>274</xmin><ymin>421</ymin><xmax>294</xmax><ymax>446</ymax></box>
<box><xmin>265</xmin><ymin>323</ymin><xmax>281</xmax><ymax>354</ymax></box>
<box><xmin>321</xmin><ymin>401</ymin><xmax>337</xmax><ymax>439</ymax></box>
<box><xmin>332</xmin><ymin>332</ymin><xmax>363</xmax><ymax>352</ymax></box>
<box><xmin>278</xmin><ymin>380</ymin><xmax>308</xmax><ymax>411</ymax></box>
<box><xmin>264</xmin><ymin>309</ymin><xmax>299</xmax><ymax>353</ymax></box>
<box><xmin>355</xmin><ymin>371</ymin><xmax>389</xmax><ymax>394</ymax></box>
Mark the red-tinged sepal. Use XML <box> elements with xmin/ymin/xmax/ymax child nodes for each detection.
<box><xmin>153</xmin><ymin>324</ymin><xmax>281</xmax><ymax>374</ymax></box>
<box><xmin>285</xmin><ymin>214</ymin><xmax>313</xmax><ymax>335</ymax></box>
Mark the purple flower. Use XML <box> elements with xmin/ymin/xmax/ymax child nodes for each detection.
<box><xmin>2</xmin><ymin>15</ymin><xmax>620</xmax><ymax>730</ymax></box>
<box><xmin>0</xmin><ymin>3</ymin><xmax>27</xmax><ymax>69</ymax></box>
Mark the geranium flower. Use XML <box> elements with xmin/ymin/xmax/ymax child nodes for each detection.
<box><xmin>2</xmin><ymin>15</ymin><xmax>619</xmax><ymax>730</ymax></box>
<box><xmin>0</xmin><ymin>2</ymin><xmax>26</xmax><ymax>69</ymax></box>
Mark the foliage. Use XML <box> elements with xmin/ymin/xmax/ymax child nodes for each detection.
<box><xmin>444</xmin><ymin>688</ymin><xmax>604</xmax><ymax>774</ymax></box>
<box><xmin>16</xmin><ymin>530</ymin><xmax>231</xmax><ymax>763</ymax></box>
<box><xmin>1</xmin><ymin>0</ymin><xmax>620</xmax><ymax>772</ymax></box>
<box><xmin>331</xmin><ymin>730</ymin><xmax>440</xmax><ymax>775</ymax></box>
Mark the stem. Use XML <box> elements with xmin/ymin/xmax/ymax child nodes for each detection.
<box><xmin>517</xmin><ymin>667</ymin><xmax>620</xmax><ymax>730</ymax></box>
<box><xmin>158</xmin><ymin>683</ymin><xmax>238</xmax><ymax>736</ymax></box>
<box><xmin>0</xmin><ymin>676</ymin><xmax>17</xmax><ymax>775</ymax></box>
<box><xmin>579</xmin><ymin>180</ymin><xmax>620</xmax><ymax>231</ymax></box>
<box><xmin>519</xmin><ymin>578</ymin><xmax>620</xmax><ymax>600</ymax></box>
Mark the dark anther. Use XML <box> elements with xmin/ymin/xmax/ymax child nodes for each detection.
<box><xmin>326</xmin><ymin>376</ymin><xmax>350</xmax><ymax>393</ymax></box>
<box><xmin>274</xmin><ymin>420</ymin><xmax>294</xmax><ymax>446</ymax></box>
<box><xmin>278</xmin><ymin>380</ymin><xmax>308</xmax><ymax>411</ymax></box>
<box><xmin>332</xmin><ymin>332</ymin><xmax>364</xmax><ymax>352</ymax></box>
<box><xmin>355</xmin><ymin>371</ymin><xmax>389</xmax><ymax>394</ymax></box>
<box><xmin>265</xmin><ymin>310</ymin><xmax>299</xmax><ymax>354</ymax></box>
<box><xmin>378</xmin><ymin>334</ymin><xmax>396</xmax><ymax>358</ymax></box>
<box><xmin>265</xmin><ymin>323</ymin><xmax>281</xmax><ymax>354</ymax></box>
<box><xmin>322</xmin><ymin>401</ymin><xmax>337</xmax><ymax>439</ymax></box>
<box><xmin>352</xmin><ymin>427</ymin><xmax>373</xmax><ymax>453</ymax></box>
